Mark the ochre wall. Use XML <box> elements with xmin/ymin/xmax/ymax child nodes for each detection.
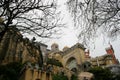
<box><xmin>62</xmin><ymin>48</ymin><xmax>85</xmax><ymax>68</ymax></box>
<box><xmin>22</xmin><ymin>68</ymin><xmax>52</xmax><ymax>80</ymax></box>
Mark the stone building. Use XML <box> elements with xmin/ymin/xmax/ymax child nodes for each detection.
<box><xmin>48</xmin><ymin>43</ymin><xmax>86</xmax><ymax>72</ymax></box>
<box><xmin>47</xmin><ymin>43</ymin><xmax>119</xmax><ymax>80</ymax></box>
<box><xmin>78</xmin><ymin>72</ymin><xmax>94</xmax><ymax>80</ymax></box>
<box><xmin>0</xmin><ymin>24</ymin><xmax>52</xmax><ymax>80</ymax></box>
<box><xmin>90</xmin><ymin>45</ymin><xmax>119</xmax><ymax>67</ymax></box>
<box><xmin>105</xmin><ymin>44</ymin><xmax>118</xmax><ymax>64</ymax></box>
<box><xmin>0</xmin><ymin>23</ymin><xmax>118</xmax><ymax>80</ymax></box>
<box><xmin>0</xmin><ymin>24</ymin><xmax>73</xmax><ymax>80</ymax></box>
<box><xmin>47</xmin><ymin>43</ymin><xmax>91</xmax><ymax>80</ymax></box>
<box><xmin>90</xmin><ymin>54</ymin><xmax>114</xmax><ymax>67</ymax></box>
<box><xmin>0</xmin><ymin>26</ymin><xmax>42</xmax><ymax>65</ymax></box>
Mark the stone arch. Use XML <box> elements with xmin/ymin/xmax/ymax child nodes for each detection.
<box><xmin>65</xmin><ymin>57</ymin><xmax>78</xmax><ymax>72</ymax></box>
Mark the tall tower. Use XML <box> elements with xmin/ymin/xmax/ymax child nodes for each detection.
<box><xmin>105</xmin><ymin>44</ymin><xmax>118</xmax><ymax>64</ymax></box>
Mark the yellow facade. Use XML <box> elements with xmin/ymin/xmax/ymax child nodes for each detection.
<box><xmin>20</xmin><ymin>68</ymin><xmax>52</xmax><ymax>80</ymax></box>
<box><xmin>47</xmin><ymin>43</ymin><xmax>87</xmax><ymax>80</ymax></box>
<box><xmin>48</xmin><ymin>43</ymin><xmax>86</xmax><ymax>71</ymax></box>
<box><xmin>0</xmin><ymin>26</ymin><xmax>52</xmax><ymax>80</ymax></box>
<box><xmin>1</xmin><ymin>25</ymin><xmax>116</xmax><ymax>80</ymax></box>
<box><xmin>47</xmin><ymin>43</ymin><xmax>116</xmax><ymax>80</ymax></box>
<box><xmin>62</xmin><ymin>48</ymin><xmax>86</xmax><ymax>68</ymax></box>
<box><xmin>90</xmin><ymin>54</ymin><xmax>115</xmax><ymax>67</ymax></box>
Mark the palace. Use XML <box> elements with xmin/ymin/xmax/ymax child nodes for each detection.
<box><xmin>0</xmin><ymin>23</ymin><xmax>119</xmax><ymax>80</ymax></box>
<box><xmin>47</xmin><ymin>42</ymin><xmax>119</xmax><ymax>80</ymax></box>
<box><xmin>0</xmin><ymin>25</ymin><xmax>52</xmax><ymax>80</ymax></box>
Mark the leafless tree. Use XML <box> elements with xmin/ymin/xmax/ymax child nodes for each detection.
<box><xmin>67</xmin><ymin>0</ymin><xmax>120</xmax><ymax>45</ymax></box>
<box><xmin>0</xmin><ymin>0</ymin><xmax>63</xmax><ymax>39</ymax></box>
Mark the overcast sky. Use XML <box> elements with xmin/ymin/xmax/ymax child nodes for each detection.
<box><xmin>43</xmin><ymin>0</ymin><xmax>120</xmax><ymax>62</ymax></box>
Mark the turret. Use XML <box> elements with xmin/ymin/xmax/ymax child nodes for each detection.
<box><xmin>85</xmin><ymin>49</ymin><xmax>91</xmax><ymax>60</ymax></box>
<box><xmin>105</xmin><ymin>44</ymin><xmax>118</xmax><ymax>64</ymax></box>
<box><xmin>51</xmin><ymin>43</ymin><xmax>59</xmax><ymax>52</ymax></box>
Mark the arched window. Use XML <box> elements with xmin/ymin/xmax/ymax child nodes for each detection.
<box><xmin>66</xmin><ymin>57</ymin><xmax>77</xmax><ymax>72</ymax></box>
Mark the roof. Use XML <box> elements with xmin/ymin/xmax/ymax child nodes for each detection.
<box><xmin>48</xmin><ymin>43</ymin><xmax>86</xmax><ymax>57</ymax></box>
<box><xmin>39</xmin><ymin>42</ymin><xmax>48</xmax><ymax>47</ymax></box>
<box><xmin>90</xmin><ymin>54</ymin><xmax>112</xmax><ymax>61</ymax></box>
<box><xmin>62</xmin><ymin>43</ymin><xmax>86</xmax><ymax>56</ymax></box>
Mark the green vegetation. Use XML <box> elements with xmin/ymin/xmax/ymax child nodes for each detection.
<box><xmin>112</xmin><ymin>73</ymin><xmax>120</xmax><ymax>80</ymax></box>
<box><xmin>47</xmin><ymin>58</ymin><xmax>63</xmax><ymax>67</ymax></box>
<box><xmin>71</xmin><ymin>74</ymin><xmax>78</xmax><ymax>80</ymax></box>
<box><xmin>52</xmin><ymin>73</ymin><xmax>78</xmax><ymax>80</ymax></box>
<box><xmin>0</xmin><ymin>62</ymin><xmax>23</xmax><ymax>80</ymax></box>
<box><xmin>88</xmin><ymin>67</ymin><xmax>113</xmax><ymax>80</ymax></box>
<box><xmin>52</xmin><ymin>73</ymin><xmax>68</xmax><ymax>80</ymax></box>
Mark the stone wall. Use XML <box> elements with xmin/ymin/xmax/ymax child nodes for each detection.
<box><xmin>0</xmin><ymin>25</ymin><xmax>71</xmax><ymax>80</ymax></box>
<box><xmin>90</xmin><ymin>54</ymin><xmax>115</xmax><ymax>67</ymax></box>
<box><xmin>0</xmin><ymin>25</ymin><xmax>53</xmax><ymax>80</ymax></box>
<box><xmin>21</xmin><ymin>67</ymin><xmax>52</xmax><ymax>80</ymax></box>
<box><xmin>0</xmin><ymin>25</ymin><xmax>43</xmax><ymax>65</ymax></box>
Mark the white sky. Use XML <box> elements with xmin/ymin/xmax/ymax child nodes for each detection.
<box><xmin>43</xmin><ymin>0</ymin><xmax>120</xmax><ymax>62</ymax></box>
<box><xmin>21</xmin><ymin>0</ymin><xmax>118</xmax><ymax>62</ymax></box>
<box><xmin>45</xmin><ymin>0</ymin><xmax>78</xmax><ymax>49</ymax></box>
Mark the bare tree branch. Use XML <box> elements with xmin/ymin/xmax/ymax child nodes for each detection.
<box><xmin>0</xmin><ymin>0</ymin><xmax>63</xmax><ymax>39</ymax></box>
<box><xmin>67</xmin><ymin>0</ymin><xmax>120</xmax><ymax>45</ymax></box>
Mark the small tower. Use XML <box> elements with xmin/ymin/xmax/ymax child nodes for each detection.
<box><xmin>105</xmin><ymin>44</ymin><xmax>118</xmax><ymax>64</ymax></box>
<box><xmin>85</xmin><ymin>49</ymin><xmax>91</xmax><ymax>60</ymax></box>
<box><xmin>51</xmin><ymin>43</ymin><xmax>59</xmax><ymax>52</ymax></box>
<box><xmin>106</xmin><ymin>45</ymin><xmax>114</xmax><ymax>55</ymax></box>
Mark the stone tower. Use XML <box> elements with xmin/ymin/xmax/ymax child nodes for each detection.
<box><xmin>51</xmin><ymin>43</ymin><xmax>59</xmax><ymax>52</ymax></box>
<box><xmin>85</xmin><ymin>49</ymin><xmax>91</xmax><ymax>60</ymax></box>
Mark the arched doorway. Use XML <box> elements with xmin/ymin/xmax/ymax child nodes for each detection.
<box><xmin>66</xmin><ymin>57</ymin><xmax>77</xmax><ymax>72</ymax></box>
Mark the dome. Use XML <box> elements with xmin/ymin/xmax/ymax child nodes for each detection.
<box><xmin>63</xmin><ymin>46</ymin><xmax>69</xmax><ymax>51</ymax></box>
<box><xmin>51</xmin><ymin>43</ymin><xmax>59</xmax><ymax>51</ymax></box>
<box><xmin>51</xmin><ymin>43</ymin><xmax>58</xmax><ymax>48</ymax></box>
<box><xmin>55</xmin><ymin>53</ymin><xmax>61</xmax><ymax>57</ymax></box>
